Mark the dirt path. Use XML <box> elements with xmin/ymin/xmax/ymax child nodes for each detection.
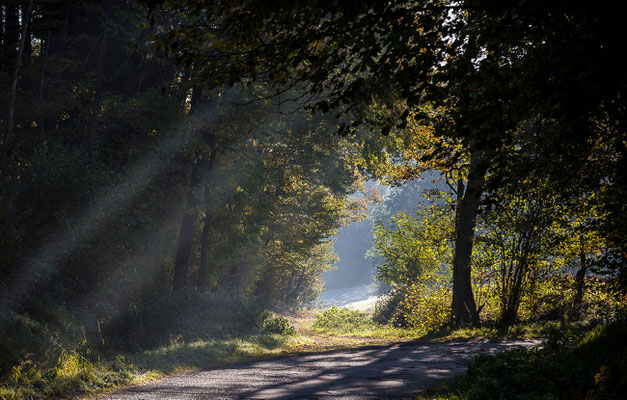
<box><xmin>96</xmin><ymin>339</ymin><xmax>540</xmax><ymax>399</ymax></box>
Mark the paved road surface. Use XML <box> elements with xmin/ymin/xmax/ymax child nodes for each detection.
<box><xmin>97</xmin><ymin>339</ymin><xmax>540</xmax><ymax>399</ymax></box>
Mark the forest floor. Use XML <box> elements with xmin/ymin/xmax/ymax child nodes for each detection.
<box><xmin>86</xmin><ymin>316</ymin><xmax>625</xmax><ymax>400</ymax></box>
<box><xmin>5</xmin><ymin>306</ymin><xmax>616</xmax><ymax>400</ymax></box>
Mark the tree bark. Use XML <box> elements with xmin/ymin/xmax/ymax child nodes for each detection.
<box><xmin>39</xmin><ymin>32</ymin><xmax>51</xmax><ymax>102</ymax></box>
<box><xmin>451</xmin><ymin>146</ymin><xmax>487</xmax><ymax>327</ymax></box>
<box><xmin>172</xmin><ymin>164</ymin><xmax>202</xmax><ymax>290</ymax></box>
<box><xmin>197</xmin><ymin>134</ymin><xmax>217</xmax><ymax>292</ymax></box>
<box><xmin>3</xmin><ymin>4</ymin><xmax>19</xmax><ymax>62</ymax></box>
<box><xmin>0</xmin><ymin>6</ymin><xmax>4</xmax><ymax>52</ymax></box>
<box><xmin>22</xmin><ymin>1</ymin><xmax>32</xmax><ymax>64</ymax></box>
<box><xmin>572</xmin><ymin>236</ymin><xmax>588</xmax><ymax>319</ymax></box>
<box><xmin>1</xmin><ymin>0</ymin><xmax>33</xmax><ymax>171</ymax></box>
<box><xmin>88</xmin><ymin>37</ymin><xmax>106</xmax><ymax>158</ymax></box>
<box><xmin>172</xmin><ymin>88</ymin><xmax>213</xmax><ymax>291</ymax></box>
<box><xmin>197</xmin><ymin>189</ymin><xmax>213</xmax><ymax>293</ymax></box>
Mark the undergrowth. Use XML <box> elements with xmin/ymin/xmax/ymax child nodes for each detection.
<box><xmin>419</xmin><ymin>320</ymin><xmax>627</xmax><ymax>399</ymax></box>
<box><xmin>0</xmin><ymin>292</ymin><xmax>301</xmax><ymax>400</ymax></box>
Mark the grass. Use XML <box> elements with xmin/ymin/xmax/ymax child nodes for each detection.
<box><xmin>0</xmin><ymin>293</ymin><xmax>310</xmax><ymax>400</ymax></box>
<box><xmin>306</xmin><ymin>305</ymin><xmax>559</xmax><ymax>341</ymax></box>
<box><xmin>0</xmin><ymin>333</ymin><xmax>313</xmax><ymax>400</ymax></box>
<box><xmin>307</xmin><ymin>305</ymin><xmax>423</xmax><ymax>338</ymax></box>
<box><xmin>0</xmin><ymin>306</ymin><xmax>419</xmax><ymax>400</ymax></box>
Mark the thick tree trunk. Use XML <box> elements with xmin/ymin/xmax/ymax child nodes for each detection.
<box><xmin>451</xmin><ymin>147</ymin><xmax>487</xmax><ymax>327</ymax></box>
<box><xmin>137</xmin><ymin>53</ymin><xmax>145</xmax><ymax>93</ymax></box>
<box><xmin>1</xmin><ymin>0</ymin><xmax>33</xmax><ymax>171</ymax></box>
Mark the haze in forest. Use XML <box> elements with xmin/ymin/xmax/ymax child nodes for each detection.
<box><xmin>1</xmin><ymin>1</ymin><xmax>625</xmax><ymax>399</ymax></box>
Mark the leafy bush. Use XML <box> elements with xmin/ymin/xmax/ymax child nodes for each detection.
<box><xmin>401</xmin><ymin>281</ymin><xmax>451</xmax><ymax>332</ymax></box>
<box><xmin>257</xmin><ymin>311</ymin><xmax>297</xmax><ymax>335</ymax></box>
<box><xmin>312</xmin><ymin>306</ymin><xmax>372</xmax><ymax>332</ymax></box>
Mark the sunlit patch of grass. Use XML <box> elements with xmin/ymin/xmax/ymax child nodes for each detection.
<box><xmin>0</xmin><ymin>350</ymin><xmax>137</xmax><ymax>400</ymax></box>
<box><xmin>310</xmin><ymin>323</ymin><xmax>424</xmax><ymax>339</ymax></box>
<box><xmin>305</xmin><ymin>306</ymin><xmax>425</xmax><ymax>339</ymax></box>
<box><xmin>131</xmin><ymin>333</ymin><xmax>308</xmax><ymax>373</ymax></box>
<box><xmin>306</xmin><ymin>306</ymin><xmax>588</xmax><ymax>342</ymax></box>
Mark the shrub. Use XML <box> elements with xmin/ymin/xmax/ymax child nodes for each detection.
<box><xmin>312</xmin><ymin>306</ymin><xmax>372</xmax><ymax>332</ymax></box>
<box><xmin>401</xmin><ymin>282</ymin><xmax>451</xmax><ymax>332</ymax></box>
<box><xmin>257</xmin><ymin>311</ymin><xmax>297</xmax><ymax>335</ymax></box>
<box><xmin>0</xmin><ymin>308</ymin><xmax>65</xmax><ymax>376</ymax></box>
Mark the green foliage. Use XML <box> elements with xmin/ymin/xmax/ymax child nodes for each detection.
<box><xmin>373</xmin><ymin>195</ymin><xmax>453</xmax><ymax>287</ymax></box>
<box><xmin>257</xmin><ymin>311</ymin><xmax>297</xmax><ymax>336</ymax></box>
<box><xmin>311</xmin><ymin>306</ymin><xmax>373</xmax><ymax>333</ymax></box>
<box><xmin>372</xmin><ymin>192</ymin><xmax>453</xmax><ymax>330</ymax></box>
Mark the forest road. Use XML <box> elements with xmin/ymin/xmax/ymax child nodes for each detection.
<box><xmin>95</xmin><ymin>339</ymin><xmax>540</xmax><ymax>399</ymax></box>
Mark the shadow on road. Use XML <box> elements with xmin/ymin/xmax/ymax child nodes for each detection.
<box><xmin>101</xmin><ymin>340</ymin><xmax>540</xmax><ymax>399</ymax></box>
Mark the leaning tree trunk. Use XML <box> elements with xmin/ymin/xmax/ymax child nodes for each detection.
<box><xmin>451</xmin><ymin>147</ymin><xmax>487</xmax><ymax>327</ymax></box>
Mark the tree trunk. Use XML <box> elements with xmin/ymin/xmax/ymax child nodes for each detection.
<box><xmin>39</xmin><ymin>32</ymin><xmax>51</xmax><ymax>102</ymax></box>
<box><xmin>451</xmin><ymin>147</ymin><xmax>487</xmax><ymax>327</ymax></box>
<box><xmin>172</xmin><ymin>88</ymin><xmax>207</xmax><ymax>291</ymax></box>
<box><xmin>572</xmin><ymin>236</ymin><xmax>588</xmax><ymax>319</ymax></box>
<box><xmin>88</xmin><ymin>37</ymin><xmax>106</xmax><ymax>158</ymax></box>
<box><xmin>0</xmin><ymin>6</ymin><xmax>4</xmax><ymax>52</ymax></box>
<box><xmin>1</xmin><ymin>0</ymin><xmax>33</xmax><ymax>172</ymax></box>
<box><xmin>197</xmin><ymin>194</ymin><xmax>213</xmax><ymax>293</ymax></box>
<box><xmin>197</xmin><ymin>134</ymin><xmax>217</xmax><ymax>292</ymax></box>
<box><xmin>172</xmin><ymin>164</ymin><xmax>202</xmax><ymax>290</ymax></box>
<box><xmin>22</xmin><ymin>1</ymin><xmax>32</xmax><ymax>63</ymax></box>
<box><xmin>3</xmin><ymin>4</ymin><xmax>19</xmax><ymax>62</ymax></box>
<box><xmin>137</xmin><ymin>53</ymin><xmax>145</xmax><ymax>93</ymax></box>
